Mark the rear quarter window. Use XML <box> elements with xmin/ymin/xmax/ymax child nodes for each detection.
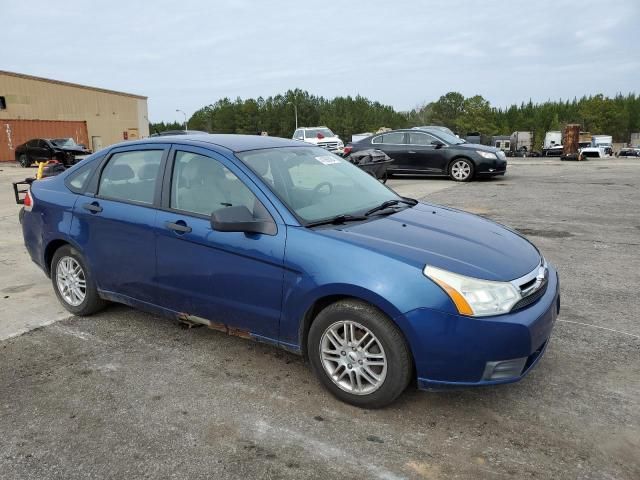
<box><xmin>65</xmin><ymin>159</ymin><xmax>100</xmax><ymax>193</ymax></box>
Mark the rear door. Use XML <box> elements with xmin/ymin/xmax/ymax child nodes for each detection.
<box><xmin>71</xmin><ymin>144</ymin><xmax>169</xmax><ymax>302</ymax></box>
<box><xmin>154</xmin><ymin>145</ymin><xmax>286</xmax><ymax>339</ymax></box>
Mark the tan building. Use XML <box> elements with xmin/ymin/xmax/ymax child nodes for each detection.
<box><xmin>0</xmin><ymin>70</ymin><xmax>148</xmax><ymax>161</ymax></box>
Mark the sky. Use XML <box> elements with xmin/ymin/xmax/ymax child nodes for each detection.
<box><xmin>2</xmin><ymin>0</ymin><xmax>638</xmax><ymax>122</ymax></box>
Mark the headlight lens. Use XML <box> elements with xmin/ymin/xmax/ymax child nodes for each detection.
<box><xmin>424</xmin><ymin>265</ymin><xmax>520</xmax><ymax>317</ymax></box>
<box><xmin>477</xmin><ymin>150</ymin><xmax>497</xmax><ymax>159</ymax></box>
<box><xmin>337</xmin><ymin>140</ymin><xmax>344</xmax><ymax>147</ymax></box>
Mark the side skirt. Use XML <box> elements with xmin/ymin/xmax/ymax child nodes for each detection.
<box><xmin>97</xmin><ymin>289</ymin><xmax>301</xmax><ymax>354</ymax></box>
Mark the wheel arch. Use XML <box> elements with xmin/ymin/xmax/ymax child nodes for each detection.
<box><xmin>296</xmin><ymin>288</ymin><xmax>411</xmax><ymax>363</ymax></box>
<box><xmin>43</xmin><ymin>236</ymin><xmax>85</xmax><ymax>277</ymax></box>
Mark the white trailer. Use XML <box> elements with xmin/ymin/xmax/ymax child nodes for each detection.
<box><xmin>509</xmin><ymin>131</ymin><xmax>534</xmax><ymax>155</ymax></box>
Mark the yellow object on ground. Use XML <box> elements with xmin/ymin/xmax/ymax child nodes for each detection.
<box><xmin>36</xmin><ymin>162</ymin><xmax>46</xmax><ymax>179</ymax></box>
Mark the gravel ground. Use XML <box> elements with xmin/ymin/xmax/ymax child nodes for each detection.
<box><xmin>1</xmin><ymin>159</ymin><xmax>639</xmax><ymax>479</ymax></box>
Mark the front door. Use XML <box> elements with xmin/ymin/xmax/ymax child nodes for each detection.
<box><xmin>72</xmin><ymin>144</ymin><xmax>168</xmax><ymax>302</ymax></box>
<box><xmin>406</xmin><ymin>131</ymin><xmax>446</xmax><ymax>173</ymax></box>
<box><xmin>154</xmin><ymin>146</ymin><xmax>286</xmax><ymax>340</ymax></box>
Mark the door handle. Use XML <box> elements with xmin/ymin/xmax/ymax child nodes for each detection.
<box><xmin>82</xmin><ymin>202</ymin><xmax>103</xmax><ymax>213</ymax></box>
<box><xmin>408</xmin><ymin>151</ymin><xmax>416</xmax><ymax>154</ymax></box>
<box><xmin>165</xmin><ymin>221</ymin><xmax>192</xmax><ymax>234</ymax></box>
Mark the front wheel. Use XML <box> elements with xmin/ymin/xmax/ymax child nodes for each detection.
<box><xmin>308</xmin><ymin>300</ymin><xmax>412</xmax><ymax>408</ymax></box>
<box><xmin>51</xmin><ymin>245</ymin><xmax>107</xmax><ymax>316</ymax></box>
<box><xmin>449</xmin><ymin>158</ymin><xmax>474</xmax><ymax>182</ymax></box>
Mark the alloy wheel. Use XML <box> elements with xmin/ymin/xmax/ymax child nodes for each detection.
<box><xmin>451</xmin><ymin>160</ymin><xmax>472</xmax><ymax>180</ymax></box>
<box><xmin>56</xmin><ymin>256</ymin><xmax>87</xmax><ymax>306</ymax></box>
<box><xmin>319</xmin><ymin>320</ymin><xmax>388</xmax><ymax>395</ymax></box>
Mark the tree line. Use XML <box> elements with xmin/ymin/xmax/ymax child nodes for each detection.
<box><xmin>150</xmin><ymin>90</ymin><xmax>640</xmax><ymax>149</ymax></box>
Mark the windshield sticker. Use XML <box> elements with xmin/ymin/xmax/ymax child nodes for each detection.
<box><xmin>315</xmin><ymin>155</ymin><xmax>341</xmax><ymax>165</ymax></box>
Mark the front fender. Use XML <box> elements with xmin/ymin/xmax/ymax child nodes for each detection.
<box><xmin>278</xmin><ymin>226</ymin><xmax>456</xmax><ymax>349</ymax></box>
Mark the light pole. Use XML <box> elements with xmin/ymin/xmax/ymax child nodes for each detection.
<box><xmin>287</xmin><ymin>101</ymin><xmax>298</xmax><ymax>130</ymax></box>
<box><xmin>176</xmin><ymin>109</ymin><xmax>187</xmax><ymax>132</ymax></box>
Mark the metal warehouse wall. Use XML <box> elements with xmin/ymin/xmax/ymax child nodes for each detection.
<box><xmin>0</xmin><ymin>71</ymin><xmax>149</xmax><ymax>161</ymax></box>
<box><xmin>0</xmin><ymin>120</ymin><xmax>89</xmax><ymax>161</ymax></box>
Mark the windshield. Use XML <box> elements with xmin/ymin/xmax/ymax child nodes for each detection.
<box><xmin>237</xmin><ymin>146</ymin><xmax>399</xmax><ymax>223</ymax></box>
<box><xmin>51</xmin><ymin>138</ymin><xmax>77</xmax><ymax>147</ymax></box>
<box><xmin>305</xmin><ymin>128</ymin><xmax>334</xmax><ymax>139</ymax></box>
<box><xmin>431</xmin><ymin>130</ymin><xmax>465</xmax><ymax>145</ymax></box>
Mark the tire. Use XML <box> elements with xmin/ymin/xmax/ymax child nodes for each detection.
<box><xmin>308</xmin><ymin>299</ymin><xmax>412</xmax><ymax>408</ymax></box>
<box><xmin>51</xmin><ymin>245</ymin><xmax>107</xmax><ymax>316</ymax></box>
<box><xmin>18</xmin><ymin>153</ymin><xmax>31</xmax><ymax>168</ymax></box>
<box><xmin>449</xmin><ymin>158</ymin><xmax>474</xmax><ymax>182</ymax></box>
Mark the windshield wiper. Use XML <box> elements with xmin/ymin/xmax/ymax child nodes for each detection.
<box><xmin>364</xmin><ymin>198</ymin><xmax>418</xmax><ymax>217</ymax></box>
<box><xmin>305</xmin><ymin>214</ymin><xmax>368</xmax><ymax>228</ymax></box>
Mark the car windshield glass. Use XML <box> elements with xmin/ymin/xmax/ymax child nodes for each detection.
<box><xmin>305</xmin><ymin>128</ymin><xmax>334</xmax><ymax>139</ymax></box>
<box><xmin>430</xmin><ymin>131</ymin><xmax>464</xmax><ymax>145</ymax></box>
<box><xmin>237</xmin><ymin>146</ymin><xmax>400</xmax><ymax>223</ymax></box>
<box><xmin>51</xmin><ymin>138</ymin><xmax>77</xmax><ymax>147</ymax></box>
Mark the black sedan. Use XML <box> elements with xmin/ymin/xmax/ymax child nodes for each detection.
<box><xmin>345</xmin><ymin>129</ymin><xmax>507</xmax><ymax>181</ymax></box>
<box><xmin>15</xmin><ymin>138</ymin><xmax>91</xmax><ymax>168</ymax></box>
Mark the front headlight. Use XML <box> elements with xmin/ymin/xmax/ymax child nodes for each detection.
<box><xmin>337</xmin><ymin>140</ymin><xmax>344</xmax><ymax>148</ymax></box>
<box><xmin>424</xmin><ymin>265</ymin><xmax>520</xmax><ymax>317</ymax></box>
<box><xmin>476</xmin><ymin>151</ymin><xmax>497</xmax><ymax>159</ymax></box>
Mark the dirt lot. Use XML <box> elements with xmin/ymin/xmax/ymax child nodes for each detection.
<box><xmin>0</xmin><ymin>159</ymin><xmax>639</xmax><ymax>479</ymax></box>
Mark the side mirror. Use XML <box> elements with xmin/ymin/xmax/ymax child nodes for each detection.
<box><xmin>431</xmin><ymin>140</ymin><xmax>445</xmax><ymax>148</ymax></box>
<box><xmin>210</xmin><ymin>205</ymin><xmax>276</xmax><ymax>235</ymax></box>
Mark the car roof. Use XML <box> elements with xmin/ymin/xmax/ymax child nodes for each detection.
<box><xmin>110</xmin><ymin>134</ymin><xmax>303</xmax><ymax>153</ymax></box>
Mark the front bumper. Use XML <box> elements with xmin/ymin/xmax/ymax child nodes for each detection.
<box><xmin>475</xmin><ymin>157</ymin><xmax>507</xmax><ymax>176</ymax></box>
<box><xmin>396</xmin><ymin>265</ymin><xmax>560</xmax><ymax>389</ymax></box>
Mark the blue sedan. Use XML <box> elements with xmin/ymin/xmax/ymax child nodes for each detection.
<box><xmin>20</xmin><ymin>134</ymin><xmax>559</xmax><ymax>408</ymax></box>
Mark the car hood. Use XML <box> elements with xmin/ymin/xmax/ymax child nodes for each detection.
<box><xmin>307</xmin><ymin>137</ymin><xmax>341</xmax><ymax>144</ymax></box>
<box><xmin>318</xmin><ymin>203</ymin><xmax>541</xmax><ymax>281</ymax></box>
<box><xmin>56</xmin><ymin>146</ymin><xmax>88</xmax><ymax>153</ymax></box>
<box><xmin>455</xmin><ymin>143</ymin><xmax>500</xmax><ymax>153</ymax></box>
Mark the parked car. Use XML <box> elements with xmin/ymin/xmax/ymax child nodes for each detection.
<box><xmin>345</xmin><ymin>129</ymin><xmax>507</xmax><ymax>181</ymax></box>
<box><xmin>19</xmin><ymin>134</ymin><xmax>559</xmax><ymax>408</ymax></box>
<box><xmin>150</xmin><ymin>129</ymin><xmax>209</xmax><ymax>137</ymax></box>
<box><xmin>617</xmin><ymin>148</ymin><xmax>640</xmax><ymax>157</ymax></box>
<box><xmin>293</xmin><ymin>126</ymin><xmax>344</xmax><ymax>154</ymax></box>
<box><xmin>15</xmin><ymin>138</ymin><xmax>91</xmax><ymax>167</ymax></box>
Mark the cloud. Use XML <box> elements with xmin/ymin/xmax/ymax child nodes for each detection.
<box><xmin>1</xmin><ymin>0</ymin><xmax>638</xmax><ymax>120</ymax></box>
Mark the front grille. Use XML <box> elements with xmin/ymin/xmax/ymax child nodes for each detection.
<box><xmin>512</xmin><ymin>275</ymin><xmax>548</xmax><ymax>311</ymax></box>
<box><xmin>318</xmin><ymin>142</ymin><xmax>339</xmax><ymax>151</ymax></box>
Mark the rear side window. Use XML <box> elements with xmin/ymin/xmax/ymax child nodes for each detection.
<box><xmin>98</xmin><ymin>150</ymin><xmax>163</xmax><ymax>205</ymax></box>
<box><xmin>381</xmin><ymin>132</ymin><xmax>406</xmax><ymax>144</ymax></box>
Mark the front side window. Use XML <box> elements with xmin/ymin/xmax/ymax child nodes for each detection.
<box><xmin>98</xmin><ymin>150</ymin><xmax>163</xmax><ymax>204</ymax></box>
<box><xmin>171</xmin><ymin>151</ymin><xmax>267</xmax><ymax>219</ymax></box>
<box><xmin>238</xmin><ymin>146</ymin><xmax>399</xmax><ymax>223</ymax></box>
<box><xmin>294</xmin><ymin>130</ymin><xmax>304</xmax><ymax>140</ymax></box>
<box><xmin>408</xmin><ymin>132</ymin><xmax>436</xmax><ymax>145</ymax></box>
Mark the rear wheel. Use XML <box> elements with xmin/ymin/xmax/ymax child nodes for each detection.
<box><xmin>18</xmin><ymin>153</ymin><xmax>31</xmax><ymax>168</ymax></box>
<box><xmin>449</xmin><ymin>158</ymin><xmax>474</xmax><ymax>182</ymax></box>
<box><xmin>308</xmin><ymin>300</ymin><xmax>412</xmax><ymax>408</ymax></box>
<box><xmin>51</xmin><ymin>245</ymin><xmax>107</xmax><ymax>316</ymax></box>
